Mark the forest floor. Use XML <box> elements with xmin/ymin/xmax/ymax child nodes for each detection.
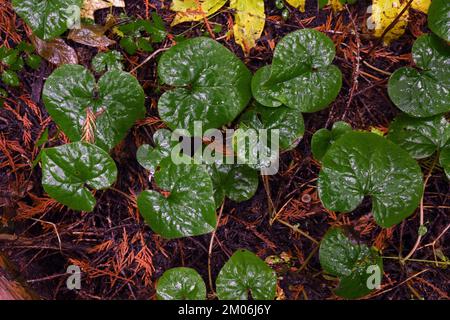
<box><xmin>0</xmin><ymin>0</ymin><xmax>448</xmax><ymax>300</ymax></box>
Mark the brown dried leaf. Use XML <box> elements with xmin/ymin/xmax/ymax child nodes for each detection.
<box><xmin>68</xmin><ymin>24</ymin><xmax>115</xmax><ymax>48</ymax></box>
<box><xmin>31</xmin><ymin>36</ymin><xmax>78</xmax><ymax>66</ymax></box>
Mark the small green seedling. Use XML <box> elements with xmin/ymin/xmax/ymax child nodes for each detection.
<box><xmin>157</xmin><ymin>37</ymin><xmax>252</xmax><ymax>134</ymax></box>
<box><xmin>311</xmin><ymin>121</ymin><xmax>352</xmax><ymax>161</ymax></box>
<box><xmin>117</xmin><ymin>13</ymin><xmax>167</xmax><ymax>55</ymax></box>
<box><xmin>388</xmin><ymin>34</ymin><xmax>450</xmax><ymax>117</ymax></box>
<box><xmin>252</xmin><ymin>29</ymin><xmax>342</xmax><ymax>112</ymax></box>
<box><xmin>1</xmin><ymin>42</ymin><xmax>41</xmax><ymax>87</ymax></box>
<box><xmin>41</xmin><ymin>141</ymin><xmax>118</xmax><ymax>212</ymax></box>
<box><xmin>12</xmin><ymin>0</ymin><xmax>83</xmax><ymax>40</ymax></box>
<box><xmin>42</xmin><ymin>64</ymin><xmax>145</xmax><ymax>151</ymax></box>
<box><xmin>428</xmin><ymin>0</ymin><xmax>450</xmax><ymax>42</ymax></box>
<box><xmin>319</xmin><ymin>227</ymin><xmax>383</xmax><ymax>299</ymax></box>
<box><xmin>92</xmin><ymin>50</ymin><xmax>124</xmax><ymax>72</ymax></box>
<box><xmin>318</xmin><ymin>130</ymin><xmax>424</xmax><ymax>228</ymax></box>
<box><xmin>137</xmin><ymin>158</ymin><xmax>217</xmax><ymax>239</ymax></box>
<box><xmin>388</xmin><ymin>113</ymin><xmax>450</xmax><ymax>179</ymax></box>
<box><xmin>157</xmin><ymin>249</ymin><xmax>277</xmax><ymax>300</ymax></box>
<box><xmin>156</xmin><ymin>267</ymin><xmax>206</xmax><ymax>300</ymax></box>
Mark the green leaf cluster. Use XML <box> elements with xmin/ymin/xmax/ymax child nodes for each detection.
<box><xmin>156</xmin><ymin>249</ymin><xmax>277</xmax><ymax>300</ymax></box>
<box><xmin>0</xmin><ymin>42</ymin><xmax>41</xmax><ymax>87</ymax></box>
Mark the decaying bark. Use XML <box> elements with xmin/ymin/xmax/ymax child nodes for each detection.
<box><xmin>0</xmin><ymin>254</ymin><xmax>39</xmax><ymax>300</ymax></box>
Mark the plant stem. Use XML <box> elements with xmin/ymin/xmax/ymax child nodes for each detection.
<box><xmin>207</xmin><ymin>201</ymin><xmax>225</xmax><ymax>296</ymax></box>
<box><xmin>402</xmin><ymin>154</ymin><xmax>439</xmax><ymax>263</ymax></box>
<box><xmin>383</xmin><ymin>256</ymin><xmax>449</xmax><ymax>267</ymax></box>
<box><xmin>275</xmin><ymin>219</ymin><xmax>319</xmax><ymax>244</ymax></box>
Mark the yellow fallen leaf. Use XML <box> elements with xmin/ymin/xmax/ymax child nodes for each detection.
<box><xmin>370</xmin><ymin>0</ymin><xmax>409</xmax><ymax>45</ymax></box>
<box><xmin>411</xmin><ymin>0</ymin><xmax>431</xmax><ymax>14</ymax></box>
<box><xmin>81</xmin><ymin>0</ymin><xmax>125</xmax><ymax>20</ymax></box>
<box><xmin>285</xmin><ymin>0</ymin><xmax>306</xmax><ymax>12</ymax></box>
<box><xmin>230</xmin><ymin>0</ymin><xmax>265</xmax><ymax>54</ymax></box>
<box><xmin>171</xmin><ymin>0</ymin><xmax>227</xmax><ymax>26</ymax></box>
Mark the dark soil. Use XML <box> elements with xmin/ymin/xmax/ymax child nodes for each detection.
<box><xmin>0</xmin><ymin>0</ymin><xmax>449</xmax><ymax>300</ymax></box>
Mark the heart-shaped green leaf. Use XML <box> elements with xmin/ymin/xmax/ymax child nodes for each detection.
<box><xmin>428</xmin><ymin>0</ymin><xmax>450</xmax><ymax>42</ymax></box>
<box><xmin>388</xmin><ymin>114</ymin><xmax>450</xmax><ymax>180</ymax></box>
<box><xmin>43</xmin><ymin>64</ymin><xmax>145</xmax><ymax>151</ymax></box>
<box><xmin>252</xmin><ymin>29</ymin><xmax>342</xmax><ymax>112</ymax></box>
<box><xmin>92</xmin><ymin>50</ymin><xmax>124</xmax><ymax>72</ymax></box>
<box><xmin>312</xmin><ymin>121</ymin><xmax>352</xmax><ymax>161</ymax></box>
<box><xmin>216</xmin><ymin>249</ymin><xmax>277</xmax><ymax>300</ymax></box>
<box><xmin>440</xmin><ymin>144</ymin><xmax>450</xmax><ymax>180</ymax></box>
<box><xmin>318</xmin><ymin>131</ymin><xmax>424</xmax><ymax>228</ymax></box>
<box><xmin>388</xmin><ymin>114</ymin><xmax>450</xmax><ymax>159</ymax></box>
<box><xmin>156</xmin><ymin>267</ymin><xmax>206</xmax><ymax>300</ymax></box>
<box><xmin>12</xmin><ymin>0</ymin><xmax>82</xmax><ymax>40</ymax></box>
<box><xmin>319</xmin><ymin>227</ymin><xmax>383</xmax><ymax>299</ymax></box>
<box><xmin>238</xmin><ymin>103</ymin><xmax>305</xmax><ymax>150</ymax></box>
<box><xmin>157</xmin><ymin>37</ymin><xmax>252</xmax><ymax>133</ymax></box>
<box><xmin>41</xmin><ymin>142</ymin><xmax>117</xmax><ymax>212</ymax></box>
<box><xmin>388</xmin><ymin>34</ymin><xmax>450</xmax><ymax>118</ymax></box>
<box><xmin>137</xmin><ymin>129</ymin><xmax>174</xmax><ymax>175</ymax></box>
<box><xmin>206</xmin><ymin>160</ymin><xmax>259</xmax><ymax>207</ymax></box>
<box><xmin>137</xmin><ymin>158</ymin><xmax>216</xmax><ymax>239</ymax></box>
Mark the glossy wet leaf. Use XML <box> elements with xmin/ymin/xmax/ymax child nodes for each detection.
<box><xmin>285</xmin><ymin>0</ymin><xmax>305</xmax><ymax>12</ymax></box>
<box><xmin>216</xmin><ymin>249</ymin><xmax>277</xmax><ymax>300</ymax></box>
<box><xmin>136</xmin><ymin>129</ymin><xmax>174</xmax><ymax>175</ymax></box>
<box><xmin>388</xmin><ymin>114</ymin><xmax>450</xmax><ymax>159</ymax></box>
<box><xmin>312</xmin><ymin>121</ymin><xmax>352</xmax><ymax>161</ymax></box>
<box><xmin>12</xmin><ymin>0</ymin><xmax>83</xmax><ymax>40</ymax></box>
<box><xmin>206</xmin><ymin>160</ymin><xmax>259</xmax><ymax>207</ymax></box>
<box><xmin>318</xmin><ymin>131</ymin><xmax>423</xmax><ymax>228</ymax></box>
<box><xmin>428</xmin><ymin>0</ymin><xmax>450</xmax><ymax>42</ymax></box>
<box><xmin>92</xmin><ymin>50</ymin><xmax>123</xmax><ymax>72</ymax></box>
<box><xmin>43</xmin><ymin>64</ymin><xmax>145</xmax><ymax>151</ymax></box>
<box><xmin>1</xmin><ymin>70</ymin><xmax>20</xmax><ymax>87</ymax></box>
<box><xmin>252</xmin><ymin>29</ymin><xmax>342</xmax><ymax>112</ymax></box>
<box><xmin>238</xmin><ymin>103</ymin><xmax>305</xmax><ymax>151</ymax></box>
<box><xmin>440</xmin><ymin>144</ymin><xmax>450</xmax><ymax>180</ymax></box>
<box><xmin>137</xmin><ymin>158</ymin><xmax>216</xmax><ymax>239</ymax></box>
<box><xmin>170</xmin><ymin>0</ymin><xmax>227</xmax><ymax>26</ymax></box>
<box><xmin>41</xmin><ymin>142</ymin><xmax>117</xmax><ymax>212</ymax></box>
<box><xmin>370</xmin><ymin>0</ymin><xmax>409</xmax><ymax>45</ymax></box>
<box><xmin>31</xmin><ymin>36</ymin><xmax>78</xmax><ymax>66</ymax></box>
<box><xmin>25</xmin><ymin>54</ymin><xmax>42</xmax><ymax>70</ymax></box>
<box><xmin>157</xmin><ymin>267</ymin><xmax>206</xmax><ymax>300</ymax></box>
<box><xmin>319</xmin><ymin>227</ymin><xmax>383</xmax><ymax>299</ymax></box>
<box><xmin>230</xmin><ymin>0</ymin><xmax>265</xmax><ymax>54</ymax></box>
<box><xmin>388</xmin><ymin>34</ymin><xmax>450</xmax><ymax>118</ymax></box>
<box><xmin>81</xmin><ymin>0</ymin><xmax>125</xmax><ymax>20</ymax></box>
<box><xmin>158</xmin><ymin>37</ymin><xmax>252</xmax><ymax>133</ymax></box>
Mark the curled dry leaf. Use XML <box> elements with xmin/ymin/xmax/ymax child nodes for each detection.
<box><xmin>230</xmin><ymin>0</ymin><xmax>265</xmax><ymax>54</ymax></box>
<box><xmin>68</xmin><ymin>24</ymin><xmax>116</xmax><ymax>48</ymax></box>
<box><xmin>170</xmin><ymin>0</ymin><xmax>227</xmax><ymax>26</ymax></box>
<box><xmin>81</xmin><ymin>0</ymin><xmax>125</xmax><ymax>20</ymax></box>
<box><xmin>369</xmin><ymin>0</ymin><xmax>409</xmax><ymax>45</ymax></box>
<box><xmin>31</xmin><ymin>36</ymin><xmax>78</xmax><ymax>66</ymax></box>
